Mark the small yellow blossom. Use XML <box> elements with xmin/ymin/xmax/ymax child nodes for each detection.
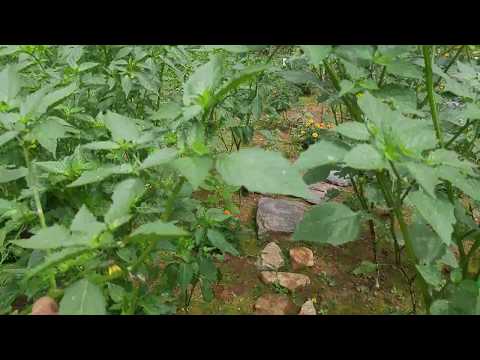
<box><xmin>312</xmin><ymin>132</ymin><xmax>319</xmax><ymax>138</ymax></box>
<box><xmin>300</xmin><ymin>130</ymin><xmax>306</xmax><ymax>135</ymax></box>
<box><xmin>306</xmin><ymin>118</ymin><xmax>314</xmax><ymax>126</ymax></box>
<box><xmin>108</xmin><ymin>264</ymin><xmax>122</xmax><ymax>276</ymax></box>
<box><xmin>315</xmin><ymin>123</ymin><xmax>321</xmax><ymax>129</ymax></box>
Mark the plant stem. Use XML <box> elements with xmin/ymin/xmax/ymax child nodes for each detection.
<box><xmin>422</xmin><ymin>46</ymin><xmax>444</xmax><ymax>147</ymax></box>
<box><xmin>376</xmin><ymin>171</ymin><xmax>431</xmax><ymax>310</ymax></box>
<box><xmin>23</xmin><ymin>146</ymin><xmax>47</xmax><ymax>229</ymax></box>
<box><xmin>445</xmin><ymin>120</ymin><xmax>472</xmax><ymax>148</ymax></box>
<box><xmin>418</xmin><ymin>45</ymin><xmax>465</xmax><ymax>109</ymax></box>
<box><xmin>23</xmin><ymin>145</ymin><xmax>56</xmax><ymax>289</ymax></box>
<box><xmin>162</xmin><ymin>177</ymin><xmax>186</xmax><ymax>222</ymax></box>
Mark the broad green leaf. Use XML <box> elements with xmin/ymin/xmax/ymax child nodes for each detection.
<box><xmin>404</xmin><ymin>162</ymin><xmax>439</xmax><ymax>198</ymax></box>
<box><xmin>428</xmin><ymin>149</ymin><xmax>476</xmax><ymax>174</ymax></box>
<box><xmin>0</xmin><ymin>64</ymin><xmax>21</xmax><ymax>103</ymax></box>
<box><xmin>152</xmin><ymin>102</ymin><xmax>182</xmax><ymax>121</ymax></box>
<box><xmin>35</xmin><ymin>161</ymin><xmax>67</xmax><ymax>174</ymax></box>
<box><xmin>130</xmin><ymin>220</ymin><xmax>189</xmax><ymax>239</ymax></box>
<box><xmin>343</xmin><ymin>144</ymin><xmax>387</xmax><ymax>170</ymax></box>
<box><xmin>71</xmin><ymin>205</ymin><xmax>105</xmax><ymax>239</ymax></box>
<box><xmin>37</xmin><ymin>82</ymin><xmax>78</xmax><ymax>114</ymax></box>
<box><xmin>103</xmin><ymin>111</ymin><xmax>141</xmax><ymax>143</ymax></box>
<box><xmin>303</xmin><ymin>165</ymin><xmax>335</xmax><ymax>185</ymax></box>
<box><xmin>335</xmin><ymin>122</ymin><xmax>370</xmax><ymax>141</ymax></box>
<box><xmin>301</xmin><ymin>45</ymin><xmax>332</xmax><ymax>66</ymax></box>
<box><xmin>32</xmin><ymin>117</ymin><xmax>76</xmax><ymax>156</ymax></box>
<box><xmin>278</xmin><ymin>70</ymin><xmax>323</xmax><ymax>86</ymax></box>
<box><xmin>390</xmin><ymin>117</ymin><xmax>437</xmax><ymax>155</ymax></box>
<box><xmin>59</xmin><ymin>278</ymin><xmax>107</xmax><ymax>315</ymax></box>
<box><xmin>409</xmin><ymin>220</ymin><xmax>445</xmax><ymax>264</ymax></box>
<box><xmin>436</xmin><ymin>166</ymin><xmax>480</xmax><ymax>201</ymax></box>
<box><xmin>217</xmin><ymin>148</ymin><xmax>310</xmax><ymax>199</ymax></box>
<box><xmin>105</xmin><ymin>178</ymin><xmax>145</xmax><ymax>228</ymax></box>
<box><xmin>335</xmin><ymin>46</ymin><xmax>374</xmax><ymax>62</ymax></box>
<box><xmin>173</xmin><ymin>156</ymin><xmax>213</xmax><ymax>190</ymax></box>
<box><xmin>11</xmin><ymin>225</ymin><xmax>70</xmax><ymax>249</ymax></box>
<box><xmin>183</xmin><ymin>55</ymin><xmax>223</xmax><ymax>107</ymax></box>
<box><xmin>295</xmin><ymin>141</ymin><xmax>349</xmax><ymax>171</ymax></box>
<box><xmin>293</xmin><ymin>203</ymin><xmax>360</xmax><ymax>245</ymax></box>
<box><xmin>416</xmin><ymin>264</ymin><xmax>444</xmax><ymax>289</ymax></box>
<box><xmin>463</xmin><ymin>103</ymin><xmax>480</xmax><ymax>121</ymax></box>
<box><xmin>198</xmin><ymin>255</ymin><xmax>218</xmax><ymax>282</ymax></box>
<box><xmin>67</xmin><ymin>164</ymin><xmax>133</xmax><ymax>187</ymax></box>
<box><xmin>338</xmin><ymin>80</ymin><xmax>355</xmax><ymax>97</ymax></box>
<box><xmin>207</xmin><ymin>229</ymin><xmax>239</xmax><ymax>256</ymax></box>
<box><xmin>0</xmin><ymin>166</ymin><xmax>27</xmax><ymax>184</ymax></box>
<box><xmin>444</xmin><ymin>77</ymin><xmax>475</xmax><ymax>99</ymax></box>
<box><xmin>178</xmin><ymin>262</ymin><xmax>194</xmax><ymax>293</ymax></box>
<box><xmin>140</xmin><ymin>148</ymin><xmax>177</xmax><ymax>169</ymax></box>
<box><xmin>108</xmin><ymin>283</ymin><xmax>126</xmax><ymax>303</ymax></box>
<box><xmin>408</xmin><ymin>190</ymin><xmax>455</xmax><ymax>245</ymax></box>
<box><xmin>340</xmin><ymin>59</ymin><xmax>367</xmax><ymax>80</ymax></box>
<box><xmin>215</xmin><ymin>64</ymin><xmax>268</xmax><ymax>102</ymax></box>
<box><xmin>386</xmin><ymin>60</ymin><xmax>423</xmax><ymax>80</ymax></box>
<box><xmin>82</xmin><ymin>141</ymin><xmax>120</xmax><ymax>150</ymax></box>
<box><xmin>25</xmin><ymin>247</ymin><xmax>91</xmax><ymax>280</ymax></box>
<box><xmin>357</xmin><ymin>91</ymin><xmax>396</xmax><ymax>128</ymax></box>
<box><xmin>0</xmin><ymin>130</ymin><xmax>18</xmax><ymax>147</ymax></box>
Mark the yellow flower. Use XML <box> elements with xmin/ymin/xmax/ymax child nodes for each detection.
<box><xmin>312</xmin><ymin>132</ymin><xmax>319</xmax><ymax>138</ymax></box>
<box><xmin>306</xmin><ymin>118</ymin><xmax>314</xmax><ymax>126</ymax></box>
<box><xmin>315</xmin><ymin>123</ymin><xmax>321</xmax><ymax>129</ymax></box>
<box><xmin>108</xmin><ymin>264</ymin><xmax>122</xmax><ymax>276</ymax></box>
<box><xmin>300</xmin><ymin>130</ymin><xmax>306</xmax><ymax>135</ymax></box>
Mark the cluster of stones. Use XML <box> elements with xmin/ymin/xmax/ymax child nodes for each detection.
<box><xmin>254</xmin><ymin>241</ymin><xmax>316</xmax><ymax>315</ymax></box>
<box><xmin>254</xmin><ymin>174</ymin><xmax>351</xmax><ymax>315</ymax></box>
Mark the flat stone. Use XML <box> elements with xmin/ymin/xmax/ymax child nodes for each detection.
<box><xmin>327</xmin><ymin>170</ymin><xmax>351</xmax><ymax>187</ymax></box>
<box><xmin>256</xmin><ymin>197</ymin><xmax>309</xmax><ymax>240</ymax></box>
<box><xmin>299</xmin><ymin>300</ymin><xmax>317</xmax><ymax>315</ymax></box>
<box><xmin>260</xmin><ymin>271</ymin><xmax>311</xmax><ymax>291</ymax></box>
<box><xmin>306</xmin><ymin>182</ymin><xmax>339</xmax><ymax>204</ymax></box>
<box><xmin>256</xmin><ymin>242</ymin><xmax>285</xmax><ymax>271</ymax></box>
<box><xmin>254</xmin><ymin>294</ymin><xmax>297</xmax><ymax>315</ymax></box>
<box><xmin>290</xmin><ymin>247</ymin><xmax>314</xmax><ymax>270</ymax></box>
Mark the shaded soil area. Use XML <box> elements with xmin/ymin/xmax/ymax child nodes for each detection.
<box><xmin>185</xmin><ymin>193</ymin><xmax>418</xmax><ymax>315</ymax></box>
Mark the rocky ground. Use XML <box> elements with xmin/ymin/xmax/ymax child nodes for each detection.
<box><xmin>183</xmin><ymin>99</ymin><xmax>417</xmax><ymax>315</ymax></box>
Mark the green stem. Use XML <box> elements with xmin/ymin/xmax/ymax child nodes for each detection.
<box><xmin>323</xmin><ymin>60</ymin><xmax>363</xmax><ymax>122</ymax></box>
<box><xmin>445</xmin><ymin>120</ymin><xmax>472</xmax><ymax>148</ymax></box>
<box><xmin>162</xmin><ymin>177</ymin><xmax>186</xmax><ymax>222</ymax></box>
<box><xmin>422</xmin><ymin>46</ymin><xmax>444</xmax><ymax>147</ymax></box>
<box><xmin>23</xmin><ymin>146</ymin><xmax>47</xmax><ymax>229</ymax></box>
<box><xmin>377</xmin><ymin>66</ymin><xmax>387</xmax><ymax>87</ymax></box>
<box><xmin>419</xmin><ymin>45</ymin><xmax>465</xmax><ymax>109</ymax></box>
<box><xmin>376</xmin><ymin>171</ymin><xmax>431</xmax><ymax>310</ymax></box>
<box><xmin>23</xmin><ymin>145</ymin><xmax>56</xmax><ymax>289</ymax></box>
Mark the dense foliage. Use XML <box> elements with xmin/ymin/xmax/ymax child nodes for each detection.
<box><xmin>1</xmin><ymin>45</ymin><xmax>479</xmax><ymax>315</ymax></box>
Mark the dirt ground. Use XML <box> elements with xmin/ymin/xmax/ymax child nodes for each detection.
<box><xmin>183</xmin><ymin>97</ymin><xmax>419</xmax><ymax>315</ymax></box>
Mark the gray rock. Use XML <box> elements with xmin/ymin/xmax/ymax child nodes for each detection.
<box><xmin>289</xmin><ymin>247</ymin><xmax>314</xmax><ymax>270</ymax></box>
<box><xmin>299</xmin><ymin>300</ymin><xmax>317</xmax><ymax>315</ymax></box>
<box><xmin>307</xmin><ymin>182</ymin><xmax>340</xmax><ymax>204</ymax></box>
<box><xmin>327</xmin><ymin>170</ymin><xmax>351</xmax><ymax>187</ymax></box>
<box><xmin>256</xmin><ymin>242</ymin><xmax>285</xmax><ymax>271</ymax></box>
<box><xmin>256</xmin><ymin>197</ymin><xmax>309</xmax><ymax>240</ymax></box>
<box><xmin>259</xmin><ymin>271</ymin><xmax>311</xmax><ymax>291</ymax></box>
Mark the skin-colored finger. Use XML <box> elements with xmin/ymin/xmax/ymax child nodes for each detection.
<box><xmin>31</xmin><ymin>296</ymin><xmax>59</xmax><ymax>315</ymax></box>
